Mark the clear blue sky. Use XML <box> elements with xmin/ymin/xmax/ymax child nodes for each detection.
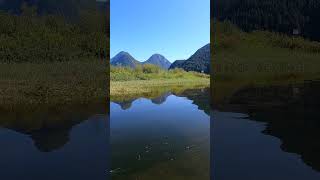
<box><xmin>110</xmin><ymin>0</ymin><xmax>210</xmax><ymax>62</ymax></box>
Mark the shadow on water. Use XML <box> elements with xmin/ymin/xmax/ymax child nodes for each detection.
<box><xmin>0</xmin><ymin>103</ymin><xmax>107</xmax><ymax>152</ymax></box>
<box><xmin>110</xmin><ymin>87</ymin><xmax>210</xmax><ymax>180</ymax></box>
<box><xmin>0</xmin><ymin>102</ymin><xmax>109</xmax><ymax>180</ymax></box>
<box><xmin>213</xmin><ymin>80</ymin><xmax>320</xmax><ymax>178</ymax></box>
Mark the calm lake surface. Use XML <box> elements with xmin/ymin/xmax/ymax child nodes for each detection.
<box><xmin>0</xmin><ymin>103</ymin><xmax>109</xmax><ymax>180</ymax></box>
<box><xmin>110</xmin><ymin>88</ymin><xmax>210</xmax><ymax>180</ymax></box>
<box><xmin>213</xmin><ymin>80</ymin><xmax>320</xmax><ymax>179</ymax></box>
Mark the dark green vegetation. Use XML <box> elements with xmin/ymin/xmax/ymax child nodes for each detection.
<box><xmin>1</xmin><ymin>60</ymin><xmax>106</xmax><ymax>110</ymax></box>
<box><xmin>214</xmin><ymin>0</ymin><xmax>320</xmax><ymax>41</ymax></box>
<box><xmin>170</xmin><ymin>43</ymin><xmax>210</xmax><ymax>73</ymax></box>
<box><xmin>0</xmin><ymin>1</ymin><xmax>108</xmax><ymax>109</ymax></box>
<box><xmin>213</xmin><ymin>21</ymin><xmax>320</xmax><ymax>83</ymax></box>
<box><xmin>168</xmin><ymin>60</ymin><xmax>185</xmax><ymax>69</ymax></box>
<box><xmin>0</xmin><ymin>2</ymin><xmax>108</xmax><ymax>63</ymax></box>
<box><xmin>111</xmin><ymin>64</ymin><xmax>208</xmax><ymax>81</ymax></box>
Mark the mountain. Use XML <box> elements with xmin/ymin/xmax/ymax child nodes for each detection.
<box><xmin>111</xmin><ymin>51</ymin><xmax>140</xmax><ymax>68</ymax></box>
<box><xmin>0</xmin><ymin>0</ymin><xmax>107</xmax><ymax>16</ymax></box>
<box><xmin>169</xmin><ymin>60</ymin><xmax>185</xmax><ymax>70</ymax></box>
<box><xmin>143</xmin><ymin>54</ymin><xmax>171</xmax><ymax>69</ymax></box>
<box><xmin>213</xmin><ymin>0</ymin><xmax>320</xmax><ymax>41</ymax></box>
<box><xmin>169</xmin><ymin>44</ymin><xmax>210</xmax><ymax>73</ymax></box>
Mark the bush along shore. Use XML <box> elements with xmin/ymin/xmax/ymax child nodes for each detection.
<box><xmin>110</xmin><ymin>64</ymin><xmax>210</xmax><ymax>98</ymax></box>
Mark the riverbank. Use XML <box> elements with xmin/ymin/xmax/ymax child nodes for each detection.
<box><xmin>111</xmin><ymin>78</ymin><xmax>209</xmax><ymax>100</ymax></box>
<box><xmin>110</xmin><ymin>65</ymin><xmax>209</xmax><ymax>99</ymax></box>
<box><xmin>0</xmin><ymin>60</ymin><xmax>107</xmax><ymax>110</ymax></box>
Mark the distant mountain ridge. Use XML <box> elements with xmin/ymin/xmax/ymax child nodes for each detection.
<box><xmin>143</xmin><ymin>54</ymin><xmax>171</xmax><ymax>69</ymax></box>
<box><xmin>169</xmin><ymin>44</ymin><xmax>210</xmax><ymax>73</ymax></box>
<box><xmin>111</xmin><ymin>52</ymin><xmax>172</xmax><ymax>69</ymax></box>
<box><xmin>169</xmin><ymin>60</ymin><xmax>185</xmax><ymax>70</ymax></box>
<box><xmin>111</xmin><ymin>51</ymin><xmax>140</xmax><ymax>68</ymax></box>
<box><xmin>111</xmin><ymin>43</ymin><xmax>210</xmax><ymax>73</ymax></box>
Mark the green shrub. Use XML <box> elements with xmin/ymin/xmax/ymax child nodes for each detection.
<box><xmin>142</xmin><ymin>64</ymin><xmax>162</xmax><ymax>74</ymax></box>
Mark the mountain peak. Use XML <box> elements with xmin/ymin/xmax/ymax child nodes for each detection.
<box><xmin>111</xmin><ymin>51</ymin><xmax>140</xmax><ymax>68</ymax></box>
<box><xmin>169</xmin><ymin>43</ymin><xmax>210</xmax><ymax>73</ymax></box>
<box><xmin>144</xmin><ymin>54</ymin><xmax>171</xmax><ymax>69</ymax></box>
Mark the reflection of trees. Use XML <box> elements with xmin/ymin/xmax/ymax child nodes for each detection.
<box><xmin>0</xmin><ymin>102</ymin><xmax>107</xmax><ymax>152</ymax></box>
<box><xmin>216</xmin><ymin>80</ymin><xmax>320</xmax><ymax>171</ymax></box>
<box><xmin>112</xmin><ymin>92</ymin><xmax>173</xmax><ymax>110</ymax></box>
<box><xmin>175</xmin><ymin>88</ymin><xmax>210</xmax><ymax>115</ymax></box>
<box><xmin>111</xmin><ymin>88</ymin><xmax>210</xmax><ymax>116</ymax></box>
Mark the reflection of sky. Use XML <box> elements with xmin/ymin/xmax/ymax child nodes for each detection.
<box><xmin>110</xmin><ymin>95</ymin><xmax>209</xmax><ymax>137</ymax></box>
<box><xmin>0</xmin><ymin>115</ymin><xmax>109</xmax><ymax>180</ymax></box>
<box><xmin>212</xmin><ymin>111</ymin><xmax>320</xmax><ymax>180</ymax></box>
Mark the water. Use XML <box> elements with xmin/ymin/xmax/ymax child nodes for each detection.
<box><xmin>2</xmin><ymin>81</ymin><xmax>320</xmax><ymax>180</ymax></box>
<box><xmin>212</xmin><ymin>80</ymin><xmax>320</xmax><ymax>179</ymax></box>
<box><xmin>110</xmin><ymin>88</ymin><xmax>210</xmax><ymax>180</ymax></box>
<box><xmin>0</xmin><ymin>103</ymin><xmax>109</xmax><ymax>180</ymax></box>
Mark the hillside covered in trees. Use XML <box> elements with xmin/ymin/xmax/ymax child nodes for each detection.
<box><xmin>213</xmin><ymin>0</ymin><xmax>320</xmax><ymax>41</ymax></box>
<box><xmin>0</xmin><ymin>0</ymin><xmax>108</xmax><ymax>63</ymax></box>
<box><xmin>0</xmin><ymin>0</ymin><xmax>109</xmax><ymax>108</ymax></box>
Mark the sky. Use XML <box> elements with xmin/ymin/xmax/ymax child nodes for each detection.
<box><xmin>110</xmin><ymin>0</ymin><xmax>210</xmax><ymax>62</ymax></box>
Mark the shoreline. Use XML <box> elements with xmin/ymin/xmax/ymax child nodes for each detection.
<box><xmin>110</xmin><ymin>78</ymin><xmax>209</xmax><ymax>100</ymax></box>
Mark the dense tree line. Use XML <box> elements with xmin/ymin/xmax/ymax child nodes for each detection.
<box><xmin>213</xmin><ymin>0</ymin><xmax>320</xmax><ymax>41</ymax></box>
<box><xmin>0</xmin><ymin>1</ymin><xmax>108</xmax><ymax>63</ymax></box>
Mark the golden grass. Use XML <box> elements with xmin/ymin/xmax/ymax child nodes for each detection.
<box><xmin>110</xmin><ymin>78</ymin><xmax>209</xmax><ymax>101</ymax></box>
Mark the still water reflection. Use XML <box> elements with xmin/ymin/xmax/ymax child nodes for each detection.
<box><xmin>111</xmin><ymin>88</ymin><xmax>210</xmax><ymax>180</ymax></box>
<box><xmin>0</xmin><ymin>103</ymin><xmax>108</xmax><ymax>180</ymax></box>
<box><xmin>213</xmin><ymin>80</ymin><xmax>320</xmax><ymax>179</ymax></box>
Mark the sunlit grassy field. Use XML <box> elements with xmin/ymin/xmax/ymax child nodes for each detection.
<box><xmin>0</xmin><ymin>60</ymin><xmax>107</xmax><ymax>110</ymax></box>
<box><xmin>110</xmin><ymin>65</ymin><xmax>209</xmax><ymax>98</ymax></box>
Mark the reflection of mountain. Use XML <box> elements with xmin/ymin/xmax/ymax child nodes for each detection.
<box><xmin>111</xmin><ymin>88</ymin><xmax>210</xmax><ymax>115</ymax></box>
<box><xmin>112</xmin><ymin>92</ymin><xmax>172</xmax><ymax>109</ymax></box>
<box><xmin>216</xmin><ymin>80</ymin><xmax>320</xmax><ymax>171</ymax></box>
<box><xmin>112</xmin><ymin>99</ymin><xmax>134</xmax><ymax>110</ymax></box>
<box><xmin>174</xmin><ymin>88</ymin><xmax>210</xmax><ymax>115</ymax></box>
<box><xmin>151</xmin><ymin>92</ymin><xmax>172</xmax><ymax>104</ymax></box>
<box><xmin>0</xmin><ymin>103</ymin><xmax>107</xmax><ymax>152</ymax></box>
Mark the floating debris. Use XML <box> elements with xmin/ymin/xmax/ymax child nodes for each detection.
<box><xmin>186</xmin><ymin>145</ymin><xmax>195</xmax><ymax>150</ymax></box>
<box><xmin>110</xmin><ymin>168</ymin><xmax>121</xmax><ymax>174</ymax></box>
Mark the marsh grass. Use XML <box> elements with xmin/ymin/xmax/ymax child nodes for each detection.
<box><xmin>111</xmin><ymin>65</ymin><xmax>209</xmax><ymax>81</ymax></box>
<box><xmin>213</xmin><ymin>21</ymin><xmax>320</xmax><ymax>84</ymax></box>
<box><xmin>0</xmin><ymin>59</ymin><xmax>107</xmax><ymax>110</ymax></box>
<box><xmin>110</xmin><ymin>65</ymin><xmax>209</xmax><ymax>99</ymax></box>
